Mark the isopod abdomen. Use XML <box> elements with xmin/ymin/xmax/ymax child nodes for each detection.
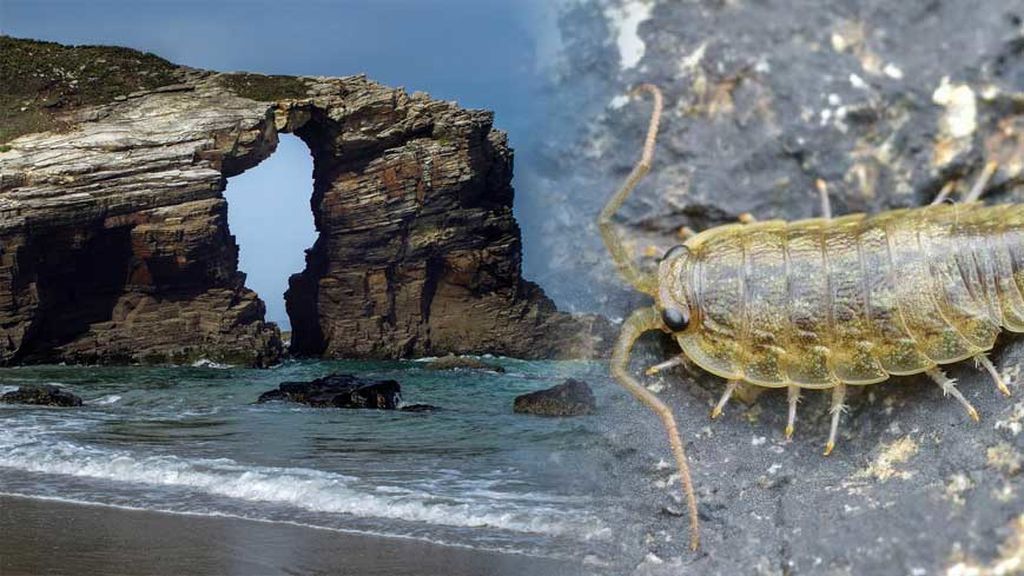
<box><xmin>660</xmin><ymin>204</ymin><xmax>1024</xmax><ymax>389</ymax></box>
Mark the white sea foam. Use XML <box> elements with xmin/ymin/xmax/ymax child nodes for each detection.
<box><xmin>2</xmin><ymin>382</ymin><xmax>68</xmax><ymax>392</ymax></box>
<box><xmin>0</xmin><ymin>425</ymin><xmax>598</xmax><ymax>538</ymax></box>
<box><xmin>191</xmin><ymin>359</ymin><xmax>233</xmax><ymax>369</ymax></box>
<box><xmin>0</xmin><ymin>492</ymin><xmax>574</xmax><ymax>559</ymax></box>
<box><xmin>89</xmin><ymin>395</ymin><xmax>122</xmax><ymax>405</ymax></box>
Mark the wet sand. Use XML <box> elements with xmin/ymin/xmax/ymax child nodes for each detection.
<box><xmin>0</xmin><ymin>495</ymin><xmax>588</xmax><ymax>576</ymax></box>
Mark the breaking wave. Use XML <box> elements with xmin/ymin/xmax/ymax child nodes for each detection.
<box><xmin>0</xmin><ymin>424</ymin><xmax>598</xmax><ymax>538</ymax></box>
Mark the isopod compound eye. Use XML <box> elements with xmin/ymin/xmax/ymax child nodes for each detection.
<box><xmin>661</xmin><ymin>244</ymin><xmax>689</xmax><ymax>262</ymax></box>
<box><xmin>661</xmin><ymin>306</ymin><xmax>690</xmax><ymax>332</ymax></box>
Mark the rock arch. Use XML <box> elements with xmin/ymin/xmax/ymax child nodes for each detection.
<box><xmin>0</xmin><ymin>41</ymin><xmax>608</xmax><ymax>366</ymax></box>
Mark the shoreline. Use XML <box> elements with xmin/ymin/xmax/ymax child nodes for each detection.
<box><xmin>0</xmin><ymin>494</ymin><xmax>590</xmax><ymax>576</ymax></box>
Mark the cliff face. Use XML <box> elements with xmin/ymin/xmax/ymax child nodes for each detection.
<box><xmin>0</xmin><ymin>37</ymin><xmax>608</xmax><ymax>366</ymax></box>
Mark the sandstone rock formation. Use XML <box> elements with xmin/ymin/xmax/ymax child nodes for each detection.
<box><xmin>0</xmin><ymin>37</ymin><xmax>610</xmax><ymax>366</ymax></box>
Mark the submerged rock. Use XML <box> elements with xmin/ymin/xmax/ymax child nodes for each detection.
<box><xmin>513</xmin><ymin>379</ymin><xmax>596</xmax><ymax>417</ymax></box>
<box><xmin>1</xmin><ymin>385</ymin><xmax>83</xmax><ymax>407</ymax></box>
<box><xmin>258</xmin><ymin>373</ymin><xmax>401</xmax><ymax>409</ymax></box>
<box><xmin>423</xmin><ymin>355</ymin><xmax>505</xmax><ymax>373</ymax></box>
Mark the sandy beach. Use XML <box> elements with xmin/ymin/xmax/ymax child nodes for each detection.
<box><xmin>0</xmin><ymin>495</ymin><xmax>590</xmax><ymax>576</ymax></box>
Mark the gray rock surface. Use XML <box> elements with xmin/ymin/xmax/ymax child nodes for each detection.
<box><xmin>536</xmin><ymin>1</ymin><xmax>1024</xmax><ymax>574</ymax></box>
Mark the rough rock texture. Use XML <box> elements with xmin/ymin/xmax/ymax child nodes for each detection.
<box><xmin>1</xmin><ymin>384</ymin><xmax>82</xmax><ymax>407</ymax></box>
<box><xmin>513</xmin><ymin>378</ymin><xmax>596</xmax><ymax>416</ymax></box>
<box><xmin>0</xmin><ymin>37</ymin><xmax>610</xmax><ymax>366</ymax></box>
<box><xmin>278</xmin><ymin>86</ymin><xmax>612</xmax><ymax>360</ymax></box>
<box><xmin>257</xmin><ymin>373</ymin><xmax>401</xmax><ymax>409</ymax></box>
<box><xmin>537</xmin><ymin>1</ymin><xmax>1024</xmax><ymax>574</ymax></box>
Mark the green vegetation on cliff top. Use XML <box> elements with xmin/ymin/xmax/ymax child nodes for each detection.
<box><xmin>0</xmin><ymin>36</ymin><xmax>312</xmax><ymax>145</ymax></box>
<box><xmin>0</xmin><ymin>36</ymin><xmax>180</xmax><ymax>144</ymax></box>
<box><xmin>216</xmin><ymin>73</ymin><xmax>311</xmax><ymax>102</ymax></box>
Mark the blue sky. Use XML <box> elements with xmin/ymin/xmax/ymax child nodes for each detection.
<box><xmin>1</xmin><ymin>0</ymin><xmax>556</xmax><ymax>328</ymax></box>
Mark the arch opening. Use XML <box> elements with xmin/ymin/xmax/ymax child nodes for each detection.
<box><xmin>223</xmin><ymin>133</ymin><xmax>317</xmax><ymax>336</ymax></box>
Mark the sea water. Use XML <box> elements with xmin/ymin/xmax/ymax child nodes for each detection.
<box><xmin>0</xmin><ymin>359</ymin><xmax>654</xmax><ymax>567</ymax></box>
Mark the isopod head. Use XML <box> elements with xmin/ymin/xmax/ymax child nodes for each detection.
<box><xmin>656</xmin><ymin>244</ymin><xmax>695</xmax><ymax>334</ymax></box>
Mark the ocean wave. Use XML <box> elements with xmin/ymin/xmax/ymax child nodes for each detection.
<box><xmin>89</xmin><ymin>395</ymin><xmax>122</xmax><ymax>405</ymax></box>
<box><xmin>191</xmin><ymin>359</ymin><xmax>234</xmax><ymax>369</ymax></box>
<box><xmin>0</xmin><ymin>427</ymin><xmax>601</xmax><ymax>538</ymax></box>
<box><xmin>0</xmin><ymin>492</ymin><xmax>578</xmax><ymax>559</ymax></box>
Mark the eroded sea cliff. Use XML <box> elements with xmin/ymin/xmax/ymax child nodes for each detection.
<box><xmin>0</xmin><ymin>37</ymin><xmax>608</xmax><ymax>366</ymax></box>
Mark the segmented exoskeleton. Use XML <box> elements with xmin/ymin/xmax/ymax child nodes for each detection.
<box><xmin>602</xmin><ymin>84</ymin><xmax>1020</xmax><ymax>551</ymax></box>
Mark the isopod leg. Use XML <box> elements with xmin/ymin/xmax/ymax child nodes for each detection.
<box><xmin>646</xmin><ymin>354</ymin><xmax>686</xmax><ymax>376</ymax></box>
<box><xmin>710</xmin><ymin>379</ymin><xmax>739</xmax><ymax>419</ymax></box>
<box><xmin>931</xmin><ymin>180</ymin><xmax>957</xmax><ymax>205</ymax></box>
<box><xmin>964</xmin><ymin>161</ymin><xmax>999</xmax><ymax>203</ymax></box>
<box><xmin>599</xmin><ymin>84</ymin><xmax>664</xmax><ymax>295</ymax></box>
<box><xmin>677</xmin><ymin>226</ymin><xmax>697</xmax><ymax>241</ymax></box>
<box><xmin>785</xmin><ymin>385</ymin><xmax>800</xmax><ymax>440</ymax></box>
<box><xmin>931</xmin><ymin>161</ymin><xmax>999</xmax><ymax>205</ymax></box>
<box><xmin>926</xmin><ymin>367</ymin><xmax>980</xmax><ymax>422</ymax></box>
<box><xmin>975</xmin><ymin>354</ymin><xmax>1012</xmax><ymax>397</ymax></box>
<box><xmin>611</xmin><ymin>307</ymin><xmax>701</xmax><ymax>551</ymax></box>
<box><xmin>816</xmin><ymin>179</ymin><xmax>832</xmax><ymax>219</ymax></box>
<box><xmin>823</xmin><ymin>382</ymin><xmax>846</xmax><ymax>456</ymax></box>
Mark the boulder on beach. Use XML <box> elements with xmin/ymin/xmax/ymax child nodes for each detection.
<box><xmin>1</xmin><ymin>384</ymin><xmax>83</xmax><ymax>407</ymax></box>
<box><xmin>513</xmin><ymin>379</ymin><xmax>596</xmax><ymax>417</ymax></box>
<box><xmin>258</xmin><ymin>373</ymin><xmax>401</xmax><ymax>409</ymax></box>
<box><xmin>423</xmin><ymin>355</ymin><xmax>505</xmax><ymax>373</ymax></box>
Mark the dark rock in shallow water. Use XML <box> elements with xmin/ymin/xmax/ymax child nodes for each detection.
<box><xmin>423</xmin><ymin>355</ymin><xmax>505</xmax><ymax>373</ymax></box>
<box><xmin>513</xmin><ymin>379</ymin><xmax>596</xmax><ymax>417</ymax></box>
<box><xmin>1</xmin><ymin>385</ymin><xmax>83</xmax><ymax>407</ymax></box>
<box><xmin>258</xmin><ymin>374</ymin><xmax>401</xmax><ymax>409</ymax></box>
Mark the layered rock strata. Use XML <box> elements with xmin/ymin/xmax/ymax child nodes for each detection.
<box><xmin>0</xmin><ymin>37</ymin><xmax>608</xmax><ymax>366</ymax></box>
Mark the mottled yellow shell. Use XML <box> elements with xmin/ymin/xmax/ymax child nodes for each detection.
<box><xmin>664</xmin><ymin>203</ymin><xmax>1024</xmax><ymax>389</ymax></box>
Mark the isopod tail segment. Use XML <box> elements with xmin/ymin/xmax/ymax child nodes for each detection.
<box><xmin>601</xmin><ymin>84</ymin><xmax>701</xmax><ymax>551</ymax></box>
